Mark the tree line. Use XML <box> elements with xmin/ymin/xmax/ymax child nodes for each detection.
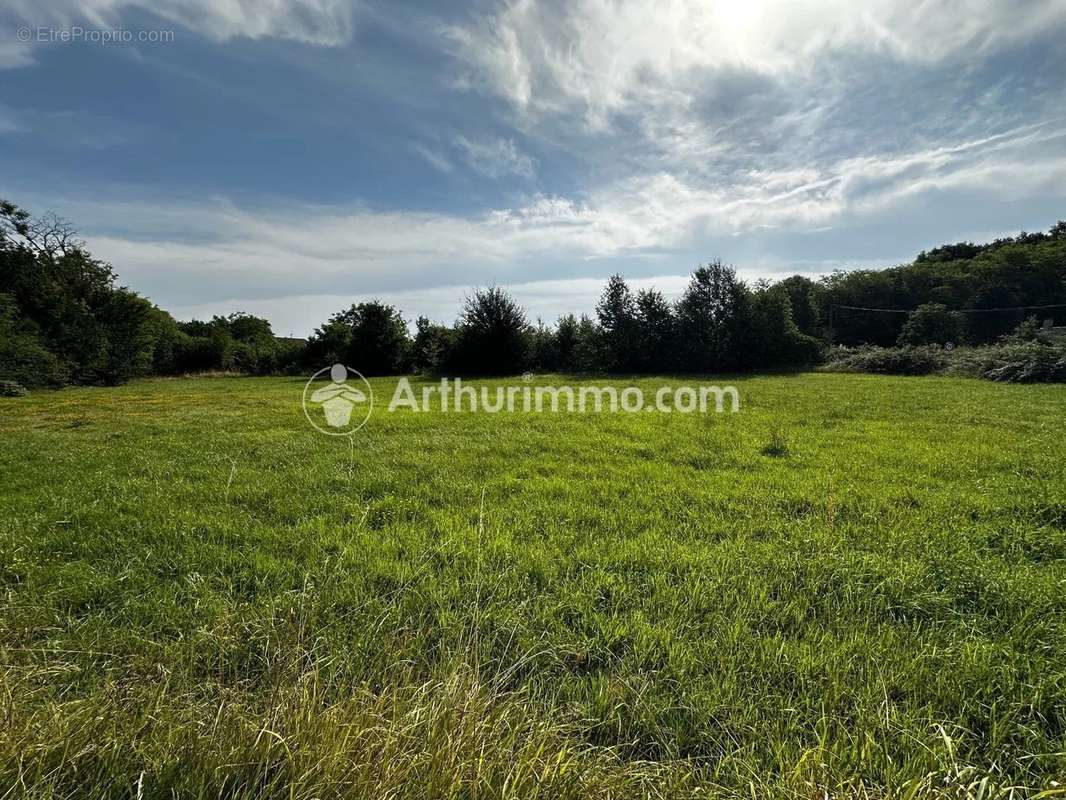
<box><xmin>810</xmin><ymin>223</ymin><xmax>1066</xmax><ymax>346</ymax></box>
<box><xmin>1</xmin><ymin>196</ymin><xmax>1064</xmax><ymax>389</ymax></box>
<box><xmin>305</xmin><ymin>263</ymin><xmax>821</xmax><ymax>377</ymax></box>
<box><xmin>0</xmin><ymin>200</ymin><xmax>304</xmax><ymax>388</ymax></box>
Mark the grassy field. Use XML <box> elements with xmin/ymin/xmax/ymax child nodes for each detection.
<box><xmin>1</xmin><ymin>373</ymin><xmax>1064</xmax><ymax>798</ymax></box>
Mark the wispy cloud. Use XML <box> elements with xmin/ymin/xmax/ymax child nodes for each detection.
<box><xmin>3</xmin><ymin>0</ymin><xmax>1064</xmax><ymax>337</ymax></box>
<box><xmin>411</xmin><ymin>142</ymin><xmax>454</xmax><ymax>174</ymax></box>
<box><xmin>0</xmin><ymin>106</ymin><xmax>27</xmax><ymax>134</ymax></box>
<box><xmin>0</xmin><ymin>104</ymin><xmax>138</xmax><ymax>147</ymax></box>
<box><xmin>38</xmin><ymin>120</ymin><xmax>1061</xmax><ymax>325</ymax></box>
<box><xmin>445</xmin><ymin>0</ymin><xmax>1066</xmax><ymax>128</ymax></box>
<box><xmin>454</xmin><ymin>135</ymin><xmax>536</xmax><ymax>179</ymax></box>
<box><xmin>0</xmin><ymin>39</ymin><xmax>34</xmax><ymax>69</ymax></box>
<box><xmin>0</xmin><ymin>0</ymin><xmax>359</xmax><ymax>67</ymax></box>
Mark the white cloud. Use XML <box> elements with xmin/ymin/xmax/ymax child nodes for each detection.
<box><xmin>411</xmin><ymin>143</ymin><xmax>454</xmax><ymax>174</ymax></box>
<box><xmin>167</xmin><ymin>274</ymin><xmax>755</xmax><ymax>335</ymax></box>
<box><xmin>41</xmin><ymin>120</ymin><xmax>1059</xmax><ymax>332</ymax></box>
<box><xmin>0</xmin><ymin>104</ymin><xmax>139</xmax><ymax>147</ymax></box>
<box><xmin>166</xmin><ymin>281</ymin><xmax>624</xmax><ymax>334</ymax></box>
<box><xmin>7</xmin><ymin>0</ymin><xmax>1063</xmax><ymax>333</ymax></box>
<box><xmin>0</xmin><ymin>106</ymin><xmax>27</xmax><ymax>134</ymax></box>
<box><xmin>5</xmin><ymin>0</ymin><xmax>1063</xmax><ymax>339</ymax></box>
<box><xmin>0</xmin><ymin>39</ymin><xmax>34</xmax><ymax>69</ymax></box>
<box><xmin>445</xmin><ymin>0</ymin><xmax>1066</xmax><ymax>129</ymax></box>
<box><xmin>0</xmin><ymin>0</ymin><xmax>357</xmax><ymax>67</ymax></box>
<box><xmin>454</xmin><ymin>135</ymin><xmax>537</xmax><ymax>179</ymax></box>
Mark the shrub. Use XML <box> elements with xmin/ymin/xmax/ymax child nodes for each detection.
<box><xmin>822</xmin><ymin>345</ymin><xmax>950</xmax><ymax>376</ymax></box>
<box><xmin>172</xmin><ymin>333</ymin><xmax>223</xmax><ymax>374</ymax></box>
<box><xmin>0</xmin><ymin>329</ymin><xmax>69</xmax><ymax>387</ymax></box>
<box><xmin>0</xmin><ymin>380</ymin><xmax>27</xmax><ymax>397</ymax></box>
<box><xmin>953</xmin><ymin>342</ymin><xmax>1066</xmax><ymax>383</ymax></box>
<box><xmin>823</xmin><ymin>341</ymin><xmax>1066</xmax><ymax>383</ymax></box>
<box><xmin>998</xmin><ymin>315</ymin><xmax>1059</xmax><ymax>346</ymax></box>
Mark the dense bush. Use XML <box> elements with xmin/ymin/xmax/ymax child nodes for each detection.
<box><xmin>0</xmin><ymin>199</ymin><xmax>313</xmax><ymax>386</ymax></box>
<box><xmin>822</xmin><ymin>346</ymin><xmax>951</xmax><ymax>376</ymax></box>
<box><xmin>0</xmin><ymin>380</ymin><xmax>27</xmax><ymax>397</ymax></box>
<box><xmin>952</xmin><ymin>342</ymin><xmax>1066</xmax><ymax>383</ymax></box>
<box><xmin>822</xmin><ymin>318</ymin><xmax>1066</xmax><ymax>383</ymax></box>
<box><xmin>0</xmin><ymin>293</ymin><xmax>70</xmax><ymax>387</ymax></box>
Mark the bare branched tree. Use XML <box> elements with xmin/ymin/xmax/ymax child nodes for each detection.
<box><xmin>0</xmin><ymin>200</ymin><xmax>84</xmax><ymax>259</ymax></box>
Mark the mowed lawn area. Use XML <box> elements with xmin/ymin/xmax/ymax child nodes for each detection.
<box><xmin>1</xmin><ymin>374</ymin><xmax>1064</xmax><ymax>798</ymax></box>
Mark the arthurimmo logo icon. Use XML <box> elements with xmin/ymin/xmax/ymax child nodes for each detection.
<box><xmin>303</xmin><ymin>363</ymin><xmax>373</xmax><ymax>436</ymax></box>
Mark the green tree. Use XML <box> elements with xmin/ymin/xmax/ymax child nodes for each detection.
<box><xmin>451</xmin><ymin>286</ymin><xmax>531</xmax><ymax>375</ymax></box>
<box><xmin>675</xmin><ymin>260</ymin><xmax>752</xmax><ymax>372</ymax></box>
<box><xmin>777</xmin><ymin>275</ymin><xmax>820</xmax><ymax>337</ymax></box>
<box><xmin>572</xmin><ymin>315</ymin><xmax>600</xmax><ymax>372</ymax></box>
<box><xmin>750</xmin><ymin>282</ymin><xmax>821</xmax><ymax>368</ymax></box>
<box><xmin>529</xmin><ymin>319</ymin><xmax>557</xmax><ymax>371</ymax></box>
<box><xmin>0</xmin><ymin>199</ymin><xmax>159</xmax><ymax>385</ymax></box>
<box><xmin>0</xmin><ymin>293</ymin><xmax>67</xmax><ymax>387</ymax></box>
<box><xmin>305</xmin><ymin>319</ymin><xmax>351</xmax><ymax>368</ymax></box>
<box><xmin>897</xmin><ymin>303</ymin><xmax>966</xmax><ymax>346</ymax></box>
<box><xmin>595</xmin><ymin>274</ymin><xmax>640</xmax><ymax>372</ymax></box>
<box><xmin>345</xmin><ymin>302</ymin><xmax>410</xmax><ymax>375</ymax></box>
<box><xmin>411</xmin><ymin>316</ymin><xmax>454</xmax><ymax>375</ymax></box>
<box><xmin>219</xmin><ymin>312</ymin><xmax>279</xmax><ymax>374</ymax></box>
<box><xmin>306</xmin><ymin>302</ymin><xmax>410</xmax><ymax>375</ymax></box>
<box><xmin>634</xmin><ymin>288</ymin><xmax>676</xmax><ymax>371</ymax></box>
<box><xmin>818</xmin><ymin>221</ymin><xmax>1066</xmax><ymax>345</ymax></box>
<box><xmin>96</xmin><ymin>289</ymin><xmax>156</xmax><ymax>384</ymax></box>
<box><xmin>552</xmin><ymin>314</ymin><xmax>581</xmax><ymax>371</ymax></box>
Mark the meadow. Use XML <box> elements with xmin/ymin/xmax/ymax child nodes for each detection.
<box><xmin>0</xmin><ymin>373</ymin><xmax>1064</xmax><ymax>799</ymax></box>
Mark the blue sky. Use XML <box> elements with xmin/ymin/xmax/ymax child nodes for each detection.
<box><xmin>2</xmin><ymin>0</ymin><xmax>1065</xmax><ymax>336</ymax></box>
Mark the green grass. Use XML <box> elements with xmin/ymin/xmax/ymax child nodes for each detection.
<box><xmin>1</xmin><ymin>373</ymin><xmax>1064</xmax><ymax>798</ymax></box>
